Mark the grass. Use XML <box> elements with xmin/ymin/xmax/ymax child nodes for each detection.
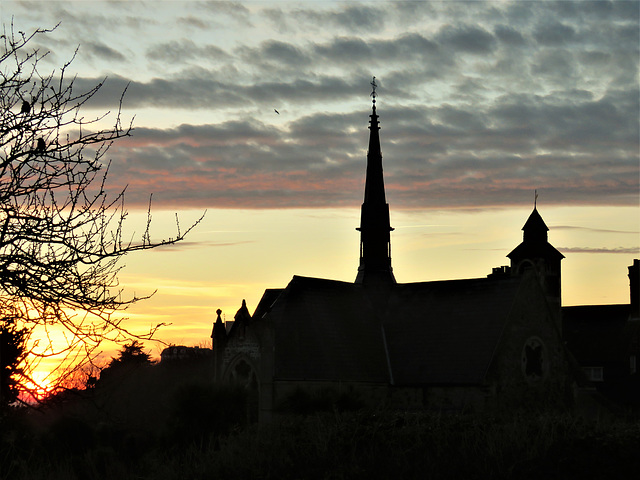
<box><xmin>2</xmin><ymin>364</ymin><xmax>640</xmax><ymax>479</ymax></box>
<box><xmin>3</xmin><ymin>404</ymin><xmax>640</xmax><ymax>479</ymax></box>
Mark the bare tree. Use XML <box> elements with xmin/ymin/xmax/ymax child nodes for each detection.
<box><xmin>0</xmin><ymin>24</ymin><xmax>203</xmax><ymax>403</ymax></box>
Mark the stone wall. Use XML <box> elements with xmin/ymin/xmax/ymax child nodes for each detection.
<box><xmin>486</xmin><ymin>272</ymin><xmax>573</xmax><ymax>410</ymax></box>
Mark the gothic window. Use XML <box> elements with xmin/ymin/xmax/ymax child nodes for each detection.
<box><xmin>521</xmin><ymin>336</ymin><xmax>547</xmax><ymax>382</ymax></box>
<box><xmin>229</xmin><ymin>358</ymin><xmax>257</xmax><ymax>388</ymax></box>
<box><xmin>227</xmin><ymin>357</ymin><xmax>260</xmax><ymax>422</ymax></box>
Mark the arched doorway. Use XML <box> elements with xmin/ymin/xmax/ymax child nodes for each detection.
<box><xmin>225</xmin><ymin>356</ymin><xmax>260</xmax><ymax>423</ymax></box>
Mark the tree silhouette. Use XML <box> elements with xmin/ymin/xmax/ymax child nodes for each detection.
<box><xmin>98</xmin><ymin>340</ymin><xmax>152</xmax><ymax>383</ymax></box>
<box><xmin>0</xmin><ymin>23</ymin><xmax>203</xmax><ymax>402</ymax></box>
<box><xmin>107</xmin><ymin>340</ymin><xmax>152</xmax><ymax>369</ymax></box>
<box><xmin>0</xmin><ymin>318</ymin><xmax>28</xmax><ymax>406</ymax></box>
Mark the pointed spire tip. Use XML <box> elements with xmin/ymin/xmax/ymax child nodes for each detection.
<box><xmin>370</xmin><ymin>76</ymin><xmax>377</xmax><ymax>107</ymax></box>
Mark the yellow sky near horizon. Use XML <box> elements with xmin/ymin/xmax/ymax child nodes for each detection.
<box><xmin>106</xmin><ymin>204</ymin><xmax>638</xmax><ymax>360</ymax></box>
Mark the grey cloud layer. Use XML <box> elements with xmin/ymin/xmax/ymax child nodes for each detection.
<box><xmin>105</xmin><ymin>96</ymin><xmax>638</xmax><ymax>209</ymax></box>
<box><xmin>18</xmin><ymin>1</ymin><xmax>639</xmax><ymax>210</ymax></box>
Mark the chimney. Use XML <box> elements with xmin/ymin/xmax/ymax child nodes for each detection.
<box><xmin>629</xmin><ymin>259</ymin><xmax>639</xmax><ymax>320</ymax></box>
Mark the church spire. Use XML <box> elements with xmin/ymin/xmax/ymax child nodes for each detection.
<box><xmin>355</xmin><ymin>77</ymin><xmax>395</xmax><ymax>285</ymax></box>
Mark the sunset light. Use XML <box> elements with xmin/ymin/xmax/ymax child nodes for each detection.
<box><xmin>19</xmin><ymin>371</ymin><xmax>56</xmax><ymax>404</ymax></box>
<box><xmin>1</xmin><ymin>0</ymin><xmax>635</xmax><ymax>384</ymax></box>
<box><xmin>1</xmin><ymin>1</ymin><xmax>638</xmax><ymax>478</ymax></box>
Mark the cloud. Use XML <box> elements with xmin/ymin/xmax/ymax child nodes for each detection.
<box><xmin>238</xmin><ymin>40</ymin><xmax>312</xmax><ymax>68</ymax></box>
<box><xmin>435</xmin><ymin>24</ymin><xmax>497</xmax><ymax>54</ymax></box>
<box><xmin>84</xmin><ymin>41</ymin><xmax>127</xmax><ymax>62</ymax></box>
<box><xmin>493</xmin><ymin>24</ymin><xmax>527</xmax><ymax>46</ymax></box>
<box><xmin>176</xmin><ymin>16</ymin><xmax>210</xmax><ymax>30</ymax></box>
<box><xmin>277</xmin><ymin>4</ymin><xmax>386</xmax><ymax>33</ymax></box>
<box><xmin>146</xmin><ymin>40</ymin><xmax>230</xmax><ymax>64</ymax></box>
<box><xmin>97</xmin><ymin>97</ymin><xmax>638</xmax><ymax>210</ymax></box>
<box><xmin>559</xmin><ymin>247</ymin><xmax>639</xmax><ymax>255</ymax></box>
<box><xmin>533</xmin><ymin>21</ymin><xmax>576</xmax><ymax>46</ymax></box>
<box><xmin>149</xmin><ymin>240</ymin><xmax>255</xmax><ymax>252</ymax></box>
<box><xmin>553</xmin><ymin>226</ymin><xmax>639</xmax><ymax>235</ymax></box>
<box><xmin>200</xmin><ymin>1</ymin><xmax>251</xmax><ymax>22</ymax></box>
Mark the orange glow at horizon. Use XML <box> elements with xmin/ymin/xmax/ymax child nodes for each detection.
<box><xmin>25</xmin><ymin>204</ymin><xmax>638</xmax><ymax>382</ymax></box>
<box><xmin>18</xmin><ymin>370</ymin><xmax>58</xmax><ymax>404</ymax></box>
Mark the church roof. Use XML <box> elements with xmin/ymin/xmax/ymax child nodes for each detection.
<box><xmin>264</xmin><ymin>274</ymin><xmax>524</xmax><ymax>386</ymax></box>
<box><xmin>253</xmin><ymin>288</ymin><xmax>284</xmax><ymax>320</ymax></box>
<box><xmin>507</xmin><ymin>241</ymin><xmax>565</xmax><ymax>261</ymax></box>
<box><xmin>384</xmin><ymin>277</ymin><xmax>522</xmax><ymax>385</ymax></box>
<box><xmin>269</xmin><ymin>276</ymin><xmax>391</xmax><ymax>383</ymax></box>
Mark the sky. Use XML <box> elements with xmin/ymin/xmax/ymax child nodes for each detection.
<box><xmin>2</xmin><ymin>1</ymin><xmax>639</xmax><ymax>364</ymax></box>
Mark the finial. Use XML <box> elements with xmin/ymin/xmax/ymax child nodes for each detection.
<box><xmin>370</xmin><ymin>76</ymin><xmax>377</xmax><ymax>105</ymax></box>
<box><xmin>534</xmin><ymin>189</ymin><xmax>538</xmax><ymax>209</ymax></box>
<box><xmin>216</xmin><ymin>308</ymin><xmax>222</xmax><ymax>320</ymax></box>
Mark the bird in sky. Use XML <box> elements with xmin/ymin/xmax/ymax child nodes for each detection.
<box><xmin>274</xmin><ymin>109</ymin><xmax>280</xmax><ymax>115</ymax></box>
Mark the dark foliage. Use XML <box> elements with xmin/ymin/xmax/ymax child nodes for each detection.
<box><xmin>0</xmin><ymin>319</ymin><xmax>27</xmax><ymax>405</ymax></box>
<box><xmin>3</xmin><ymin>394</ymin><xmax>640</xmax><ymax>480</ymax></box>
<box><xmin>98</xmin><ymin>340</ymin><xmax>152</xmax><ymax>382</ymax></box>
<box><xmin>167</xmin><ymin>384</ymin><xmax>248</xmax><ymax>446</ymax></box>
<box><xmin>276</xmin><ymin>386</ymin><xmax>365</xmax><ymax>414</ymax></box>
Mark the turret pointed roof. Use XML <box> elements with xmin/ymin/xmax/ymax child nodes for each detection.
<box><xmin>363</xmin><ymin>104</ymin><xmax>385</xmax><ymax>205</ymax></box>
<box><xmin>522</xmin><ymin>208</ymin><xmax>549</xmax><ymax>243</ymax></box>
<box><xmin>508</xmin><ymin>206</ymin><xmax>564</xmax><ymax>261</ymax></box>
<box><xmin>211</xmin><ymin>308</ymin><xmax>227</xmax><ymax>343</ymax></box>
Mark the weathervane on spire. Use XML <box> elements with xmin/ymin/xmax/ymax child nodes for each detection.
<box><xmin>534</xmin><ymin>189</ymin><xmax>539</xmax><ymax>209</ymax></box>
<box><xmin>370</xmin><ymin>76</ymin><xmax>377</xmax><ymax>105</ymax></box>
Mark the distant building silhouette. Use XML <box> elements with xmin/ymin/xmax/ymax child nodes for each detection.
<box><xmin>211</xmin><ymin>86</ymin><xmax>637</xmax><ymax>421</ymax></box>
<box><xmin>160</xmin><ymin>345</ymin><xmax>211</xmax><ymax>362</ymax></box>
<box><xmin>563</xmin><ymin>259</ymin><xmax>640</xmax><ymax>406</ymax></box>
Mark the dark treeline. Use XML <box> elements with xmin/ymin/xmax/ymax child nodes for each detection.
<box><xmin>2</xmin><ymin>359</ymin><xmax>640</xmax><ymax>480</ymax></box>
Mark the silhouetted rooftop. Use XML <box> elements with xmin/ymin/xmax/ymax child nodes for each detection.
<box><xmin>563</xmin><ymin>304</ymin><xmax>635</xmax><ymax>363</ymax></box>
<box><xmin>263</xmin><ymin>274</ymin><xmax>526</xmax><ymax>386</ymax></box>
<box><xmin>270</xmin><ymin>276</ymin><xmax>390</xmax><ymax>383</ymax></box>
<box><xmin>385</xmin><ymin>277</ymin><xmax>522</xmax><ymax>385</ymax></box>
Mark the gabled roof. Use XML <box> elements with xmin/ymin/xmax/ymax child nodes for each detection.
<box><xmin>253</xmin><ymin>288</ymin><xmax>284</xmax><ymax>320</ymax></box>
<box><xmin>263</xmin><ymin>274</ymin><xmax>524</xmax><ymax>386</ymax></box>
<box><xmin>227</xmin><ymin>290</ymin><xmax>283</xmax><ymax>339</ymax></box>
<box><xmin>507</xmin><ymin>241</ymin><xmax>565</xmax><ymax>261</ymax></box>
<box><xmin>268</xmin><ymin>276</ymin><xmax>391</xmax><ymax>383</ymax></box>
<box><xmin>384</xmin><ymin>277</ymin><xmax>521</xmax><ymax>385</ymax></box>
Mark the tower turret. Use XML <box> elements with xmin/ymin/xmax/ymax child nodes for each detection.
<box><xmin>355</xmin><ymin>78</ymin><xmax>395</xmax><ymax>286</ymax></box>
<box><xmin>508</xmin><ymin>199</ymin><xmax>564</xmax><ymax>314</ymax></box>
<box><xmin>211</xmin><ymin>308</ymin><xmax>227</xmax><ymax>381</ymax></box>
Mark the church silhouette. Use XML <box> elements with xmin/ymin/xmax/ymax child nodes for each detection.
<box><xmin>210</xmin><ymin>83</ymin><xmax>638</xmax><ymax>422</ymax></box>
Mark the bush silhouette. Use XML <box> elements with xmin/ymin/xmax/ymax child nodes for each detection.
<box><xmin>277</xmin><ymin>386</ymin><xmax>365</xmax><ymax>414</ymax></box>
<box><xmin>167</xmin><ymin>384</ymin><xmax>247</xmax><ymax>445</ymax></box>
